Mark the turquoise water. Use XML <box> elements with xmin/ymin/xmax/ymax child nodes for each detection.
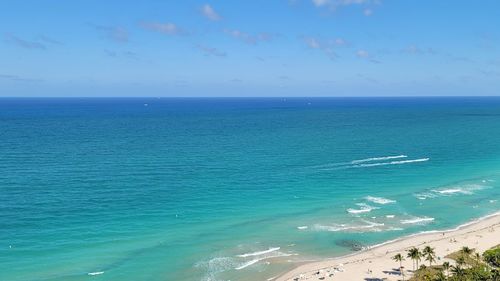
<box><xmin>1</xmin><ymin>97</ymin><xmax>499</xmax><ymax>281</ymax></box>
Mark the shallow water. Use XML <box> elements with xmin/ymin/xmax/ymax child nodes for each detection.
<box><xmin>1</xmin><ymin>97</ymin><xmax>499</xmax><ymax>281</ymax></box>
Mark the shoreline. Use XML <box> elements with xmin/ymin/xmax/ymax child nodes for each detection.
<box><xmin>276</xmin><ymin>211</ymin><xmax>500</xmax><ymax>281</ymax></box>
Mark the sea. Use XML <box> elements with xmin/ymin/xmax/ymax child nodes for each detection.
<box><xmin>1</xmin><ymin>97</ymin><xmax>499</xmax><ymax>281</ymax></box>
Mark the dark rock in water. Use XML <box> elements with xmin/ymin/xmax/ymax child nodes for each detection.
<box><xmin>335</xmin><ymin>239</ymin><xmax>365</xmax><ymax>251</ymax></box>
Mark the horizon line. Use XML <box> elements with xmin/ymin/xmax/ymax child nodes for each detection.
<box><xmin>1</xmin><ymin>95</ymin><xmax>500</xmax><ymax>99</ymax></box>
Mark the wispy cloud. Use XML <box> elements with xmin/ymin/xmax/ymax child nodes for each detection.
<box><xmin>356</xmin><ymin>49</ymin><xmax>380</xmax><ymax>63</ymax></box>
<box><xmin>363</xmin><ymin>8</ymin><xmax>373</xmax><ymax>16</ymax></box>
<box><xmin>104</xmin><ymin>49</ymin><xmax>138</xmax><ymax>59</ymax></box>
<box><xmin>356</xmin><ymin>49</ymin><xmax>369</xmax><ymax>58</ymax></box>
<box><xmin>357</xmin><ymin>73</ymin><xmax>379</xmax><ymax>83</ymax></box>
<box><xmin>94</xmin><ymin>25</ymin><xmax>129</xmax><ymax>43</ymax></box>
<box><xmin>201</xmin><ymin>4</ymin><xmax>221</xmax><ymax>21</ymax></box>
<box><xmin>141</xmin><ymin>22</ymin><xmax>185</xmax><ymax>36</ymax></box>
<box><xmin>402</xmin><ymin>45</ymin><xmax>436</xmax><ymax>55</ymax></box>
<box><xmin>4</xmin><ymin>33</ymin><xmax>46</xmax><ymax>50</ymax></box>
<box><xmin>224</xmin><ymin>29</ymin><xmax>276</xmax><ymax>44</ymax></box>
<box><xmin>196</xmin><ymin>44</ymin><xmax>226</xmax><ymax>57</ymax></box>
<box><xmin>302</xmin><ymin>36</ymin><xmax>348</xmax><ymax>59</ymax></box>
<box><xmin>0</xmin><ymin>74</ymin><xmax>42</xmax><ymax>82</ymax></box>
<box><xmin>38</xmin><ymin>35</ymin><xmax>63</xmax><ymax>45</ymax></box>
<box><xmin>311</xmin><ymin>0</ymin><xmax>380</xmax><ymax>16</ymax></box>
<box><xmin>402</xmin><ymin>45</ymin><xmax>471</xmax><ymax>63</ymax></box>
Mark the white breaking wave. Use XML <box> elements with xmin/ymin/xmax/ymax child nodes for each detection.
<box><xmin>351</xmin><ymin>155</ymin><xmax>408</xmax><ymax>164</ymax></box>
<box><xmin>365</xmin><ymin>196</ymin><xmax>396</xmax><ymax>205</ymax></box>
<box><xmin>415</xmin><ymin>183</ymin><xmax>489</xmax><ymax>200</ymax></box>
<box><xmin>237</xmin><ymin>247</ymin><xmax>280</xmax><ymax>258</ymax></box>
<box><xmin>400</xmin><ymin>217</ymin><xmax>435</xmax><ymax>225</ymax></box>
<box><xmin>347</xmin><ymin>203</ymin><xmax>379</xmax><ymax>214</ymax></box>
<box><xmin>433</xmin><ymin>184</ymin><xmax>486</xmax><ymax>195</ymax></box>
<box><xmin>235</xmin><ymin>252</ymin><xmax>292</xmax><ymax>270</ymax></box>
<box><xmin>297</xmin><ymin>226</ymin><xmax>308</xmax><ymax>230</ymax></box>
<box><xmin>414</xmin><ymin>192</ymin><xmax>438</xmax><ymax>200</ymax></box>
<box><xmin>88</xmin><ymin>272</ymin><xmax>104</xmax><ymax>276</ymax></box>
<box><xmin>313</xmin><ymin>220</ymin><xmax>385</xmax><ymax>233</ymax></box>
<box><xmin>352</xmin><ymin>158</ymin><xmax>429</xmax><ymax>168</ymax></box>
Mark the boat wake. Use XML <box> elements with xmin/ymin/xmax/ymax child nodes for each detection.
<box><xmin>310</xmin><ymin>154</ymin><xmax>429</xmax><ymax>171</ymax></box>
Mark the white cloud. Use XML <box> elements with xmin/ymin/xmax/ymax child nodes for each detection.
<box><xmin>141</xmin><ymin>22</ymin><xmax>183</xmax><ymax>35</ymax></box>
<box><xmin>224</xmin><ymin>29</ymin><xmax>275</xmax><ymax>44</ymax></box>
<box><xmin>302</xmin><ymin>36</ymin><xmax>347</xmax><ymax>59</ymax></box>
<box><xmin>201</xmin><ymin>4</ymin><xmax>221</xmax><ymax>21</ymax></box>
<box><xmin>403</xmin><ymin>45</ymin><xmax>436</xmax><ymax>55</ymax></box>
<box><xmin>356</xmin><ymin>49</ymin><xmax>381</xmax><ymax>63</ymax></box>
<box><xmin>310</xmin><ymin>0</ymin><xmax>380</xmax><ymax>14</ymax></box>
<box><xmin>312</xmin><ymin>0</ymin><xmax>330</xmax><ymax>6</ymax></box>
<box><xmin>356</xmin><ymin>49</ymin><xmax>369</xmax><ymax>58</ymax></box>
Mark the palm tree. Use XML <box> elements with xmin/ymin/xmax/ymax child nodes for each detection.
<box><xmin>393</xmin><ymin>253</ymin><xmax>405</xmax><ymax>278</ymax></box>
<box><xmin>442</xmin><ymin>261</ymin><xmax>450</xmax><ymax>278</ymax></box>
<box><xmin>425</xmin><ymin>254</ymin><xmax>436</xmax><ymax>267</ymax></box>
<box><xmin>422</xmin><ymin>246</ymin><xmax>436</xmax><ymax>266</ymax></box>
<box><xmin>415</xmin><ymin>248</ymin><xmax>422</xmax><ymax>269</ymax></box>
<box><xmin>407</xmin><ymin>247</ymin><xmax>418</xmax><ymax>271</ymax></box>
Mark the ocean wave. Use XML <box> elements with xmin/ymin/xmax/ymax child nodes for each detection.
<box><xmin>365</xmin><ymin>196</ymin><xmax>396</xmax><ymax>204</ymax></box>
<box><xmin>313</xmin><ymin>220</ymin><xmax>385</xmax><ymax>233</ymax></box>
<box><xmin>400</xmin><ymin>217</ymin><xmax>435</xmax><ymax>225</ymax></box>
<box><xmin>347</xmin><ymin>203</ymin><xmax>379</xmax><ymax>214</ymax></box>
<box><xmin>297</xmin><ymin>226</ymin><xmax>308</xmax><ymax>230</ymax></box>
<box><xmin>237</xmin><ymin>247</ymin><xmax>280</xmax><ymax>258</ymax></box>
<box><xmin>415</xmin><ymin>183</ymin><xmax>489</xmax><ymax>200</ymax></box>
<box><xmin>414</xmin><ymin>192</ymin><xmax>438</xmax><ymax>200</ymax></box>
<box><xmin>88</xmin><ymin>272</ymin><xmax>104</xmax><ymax>276</ymax></box>
<box><xmin>432</xmin><ymin>184</ymin><xmax>486</xmax><ymax>195</ymax></box>
<box><xmin>196</xmin><ymin>257</ymin><xmax>237</xmax><ymax>281</ymax></box>
<box><xmin>235</xmin><ymin>252</ymin><xmax>293</xmax><ymax>270</ymax></box>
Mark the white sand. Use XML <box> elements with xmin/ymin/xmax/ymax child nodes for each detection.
<box><xmin>276</xmin><ymin>212</ymin><xmax>500</xmax><ymax>281</ymax></box>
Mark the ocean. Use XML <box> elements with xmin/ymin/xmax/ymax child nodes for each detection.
<box><xmin>1</xmin><ymin>97</ymin><xmax>499</xmax><ymax>281</ymax></box>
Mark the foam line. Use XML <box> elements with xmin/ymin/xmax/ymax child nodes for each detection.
<box><xmin>351</xmin><ymin>155</ymin><xmax>408</xmax><ymax>164</ymax></box>
<box><xmin>237</xmin><ymin>247</ymin><xmax>280</xmax><ymax>258</ymax></box>
<box><xmin>352</xmin><ymin>158</ymin><xmax>429</xmax><ymax>168</ymax></box>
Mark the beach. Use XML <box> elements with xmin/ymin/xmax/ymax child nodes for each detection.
<box><xmin>276</xmin><ymin>212</ymin><xmax>500</xmax><ymax>281</ymax></box>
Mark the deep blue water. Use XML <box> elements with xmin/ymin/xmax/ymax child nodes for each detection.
<box><xmin>1</xmin><ymin>97</ymin><xmax>499</xmax><ymax>281</ymax></box>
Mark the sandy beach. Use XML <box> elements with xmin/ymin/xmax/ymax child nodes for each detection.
<box><xmin>276</xmin><ymin>212</ymin><xmax>500</xmax><ymax>281</ymax></box>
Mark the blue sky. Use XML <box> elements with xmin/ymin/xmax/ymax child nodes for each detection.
<box><xmin>1</xmin><ymin>0</ymin><xmax>499</xmax><ymax>97</ymax></box>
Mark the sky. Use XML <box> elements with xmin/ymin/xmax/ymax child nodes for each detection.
<box><xmin>1</xmin><ymin>0</ymin><xmax>499</xmax><ymax>97</ymax></box>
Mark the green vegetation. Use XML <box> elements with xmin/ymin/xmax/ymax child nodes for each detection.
<box><xmin>391</xmin><ymin>245</ymin><xmax>500</xmax><ymax>281</ymax></box>
<box><xmin>483</xmin><ymin>246</ymin><xmax>500</xmax><ymax>268</ymax></box>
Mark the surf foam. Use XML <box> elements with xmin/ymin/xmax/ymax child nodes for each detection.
<box><xmin>351</xmin><ymin>155</ymin><xmax>408</xmax><ymax>164</ymax></box>
<box><xmin>400</xmin><ymin>217</ymin><xmax>435</xmax><ymax>225</ymax></box>
<box><xmin>347</xmin><ymin>203</ymin><xmax>379</xmax><ymax>214</ymax></box>
<box><xmin>365</xmin><ymin>196</ymin><xmax>396</xmax><ymax>205</ymax></box>
<box><xmin>352</xmin><ymin>158</ymin><xmax>429</xmax><ymax>168</ymax></box>
<box><xmin>237</xmin><ymin>247</ymin><xmax>280</xmax><ymax>258</ymax></box>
